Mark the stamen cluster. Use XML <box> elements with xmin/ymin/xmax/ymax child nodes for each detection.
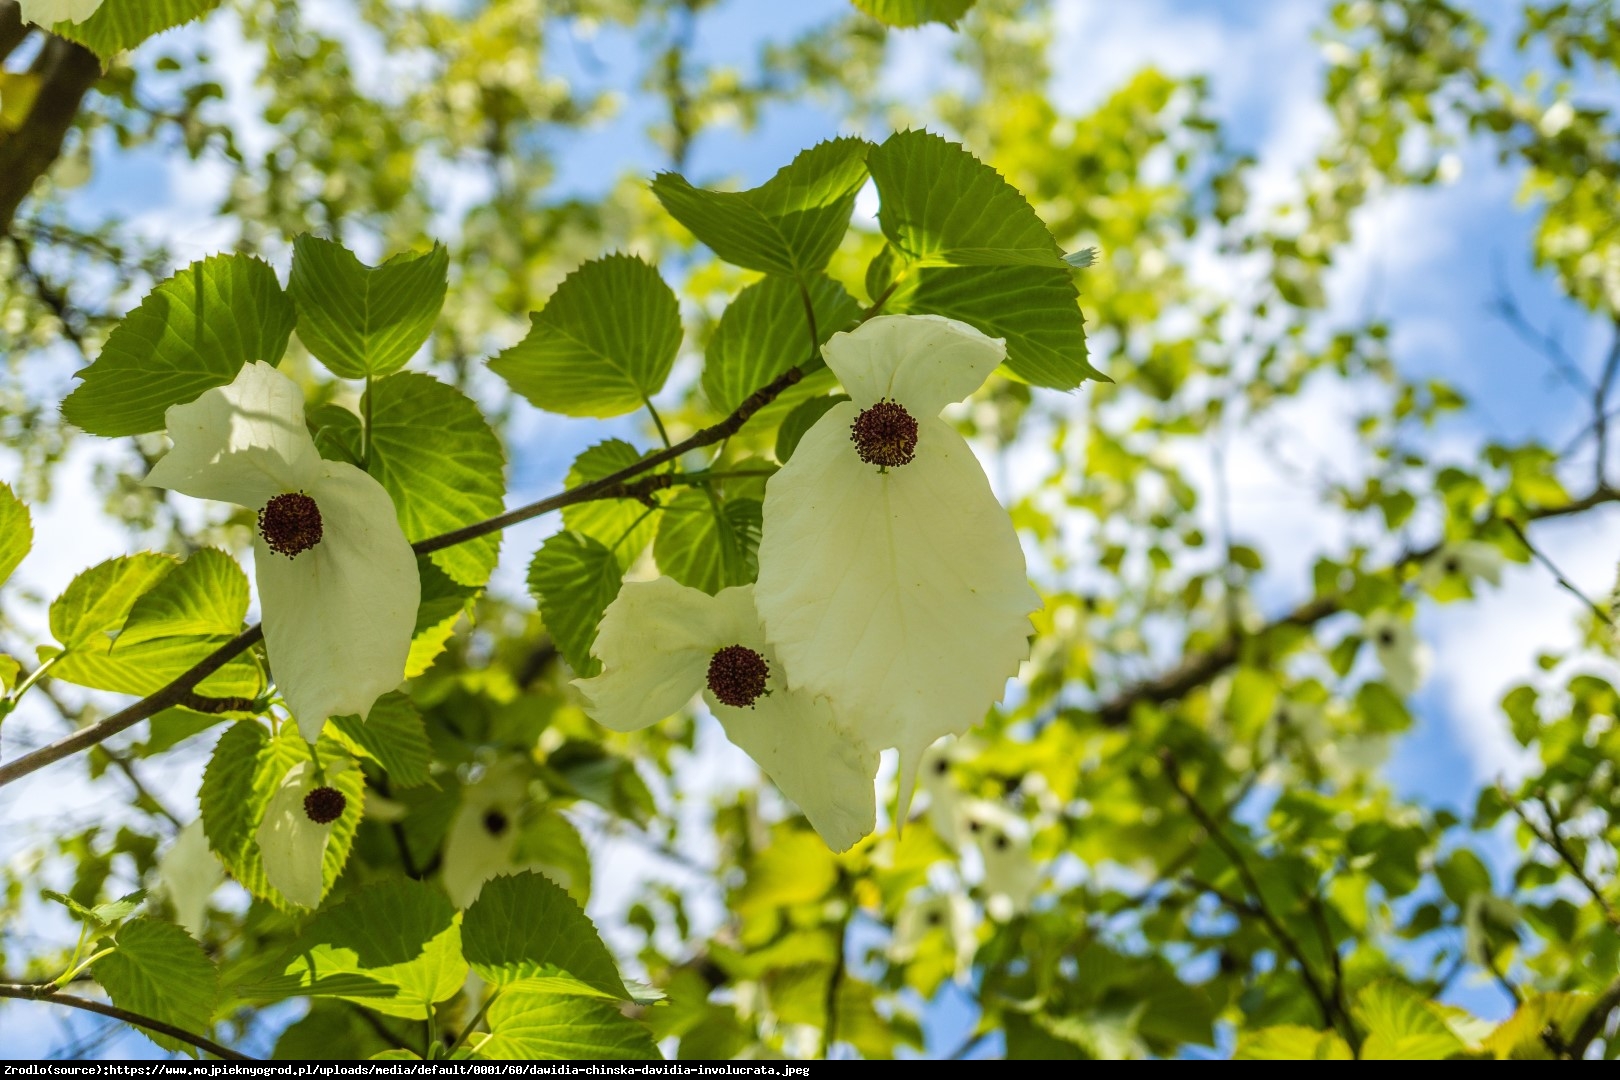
<box><xmin>706</xmin><ymin>645</ymin><xmax>771</xmax><ymax>708</ymax></box>
<box><xmin>850</xmin><ymin>399</ymin><xmax>918</xmax><ymax>468</ymax></box>
<box><xmin>303</xmin><ymin>785</ymin><xmax>347</xmax><ymax>825</ymax></box>
<box><xmin>259</xmin><ymin>492</ymin><xmax>325</xmax><ymax>558</ymax></box>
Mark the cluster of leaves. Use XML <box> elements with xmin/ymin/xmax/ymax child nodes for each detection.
<box><xmin>1</xmin><ymin>0</ymin><xmax>1619</xmax><ymax>1063</ymax></box>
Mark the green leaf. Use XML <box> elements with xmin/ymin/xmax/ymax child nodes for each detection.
<box><xmin>200</xmin><ymin>723</ymin><xmax>364</xmax><ymax>911</ymax></box>
<box><xmin>701</xmin><ymin>273</ymin><xmax>859</xmax><ymax>418</ymax></box>
<box><xmin>653</xmin><ymin>490</ymin><xmax>761</xmax><ymax>595</ymax></box>
<box><xmin>94</xmin><ymin>919</ymin><xmax>219</xmax><ymax>1058</ymax></box>
<box><xmin>329</xmin><ymin>693</ymin><xmax>432</xmax><ymax>789</ymax></box>
<box><xmin>852</xmin><ymin>0</ymin><xmax>977</xmax><ymax>28</ymax></box>
<box><xmin>775</xmin><ymin>394</ymin><xmax>849</xmax><ymax>464</ymax></box>
<box><xmin>526</xmin><ymin>532</ymin><xmax>623</xmax><ymax>678</ymax></box>
<box><xmin>895</xmin><ymin>264</ymin><xmax>1097</xmax><ymax>388</ymax></box>
<box><xmin>51</xmin><ymin>553</ymin><xmax>176</xmax><ymax>651</ymax></box>
<box><xmin>407</xmin><ymin>556</ymin><xmax>476</xmax><ymax>678</ymax></box>
<box><xmin>489</xmin><ymin>254</ymin><xmax>682</xmax><ymax>419</ymax></box>
<box><xmin>50</xmin><ymin>0</ymin><xmax>223</xmax><ymax>60</ymax></box>
<box><xmin>868</xmin><ymin>129</ymin><xmax>1063</xmax><ymax>269</ymax></box>
<box><xmin>367</xmin><ymin>372</ymin><xmax>506</xmax><ymax>587</ymax></box>
<box><xmin>42</xmin><ymin>888</ymin><xmax>145</xmax><ymax>928</ymax></box>
<box><xmin>310</xmin><ymin>402</ymin><xmax>364</xmax><ymax>466</ymax></box>
<box><xmin>116</xmin><ymin>548</ymin><xmax>247</xmax><ymax>648</ymax></box>
<box><xmin>1234</xmin><ymin>1026</ymin><xmax>1354</xmax><ymax>1060</ymax></box>
<box><xmin>0</xmin><ymin>481</ymin><xmax>32</xmax><ymax>588</ymax></box>
<box><xmin>462</xmin><ymin>871</ymin><xmax>629</xmax><ymax>996</ymax></box>
<box><xmin>561</xmin><ymin>441</ymin><xmax>661</xmax><ymax>569</ymax></box>
<box><xmin>288</xmin><ymin>235</ymin><xmax>449</xmax><ymax>379</ymax></box>
<box><xmin>652</xmin><ymin>138</ymin><xmax>870</xmax><ymax>278</ymax></box>
<box><xmin>470</xmin><ymin>984</ymin><xmax>660</xmax><ymax>1060</ymax></box>
<box><xmin>735</xmin><ymin>832</ymin><xmax>839</xmax><ymax>915</ymax></box>
<box><xmin>1354</xmin><ymin>981</ymin><xmax>1466</xmax><ymax>1060</ymax></box>
<box><xmin>61</xmin><ymin>254</ymin><xmax>295</xmax><ymax>437</ymax></box>
<box><xmin>285</xmin><ymin>879</ymin><xmax>468</xmax><ymax>1020</ymax></box>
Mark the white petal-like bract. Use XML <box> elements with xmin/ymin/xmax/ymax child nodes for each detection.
<box><xmin>258</xmin><ymin>461</ymin><xmax>419</xmax><ymax>741</ymax></box>
<box><xmin>256</xmin><ymin>759</ymin><xmax>351</xmax><ymax>909</ymax></box>
<box><xmin>960</xmin><ymin>798</ymin><xmax>1038</xmax><ymax>918</ymax></box>
<box><xmin>756</xmin><ymin>406</ymin><xmax>1038</xmax><ymax>812</ymax></box>
<box><xmin>1364</xmin><ymin>611</ymin><xmax>1428</xmax><ymax>697</ymax></box>
<box><xmin>820</xmin><ymin>314</ymin><xmax>1006</xmax><ymax>415</ymax></box>
<box><xmin>145</xmin><ymin>362</ymin><xmax>320</xmax><ymax>509</ymax></box>
<box><xmin>156</xmin><ymin>820</ymin><xmax>223</xmax><ymax>937</ymax></box>
<box><xmin>576</xmin><ymin>579</ymin><xmax>879</xmax><ymax>851</ymax></box>
<box><xmin>147</xmin><ymin>362</ymin><xmax>419</xmax><ymax>742</ymax></box>
<box><xmin>19</xmin><ymin>0</ymin><xmax>105</xmax><ymax>26</ymax></box>
<box><xmin>442</xmin><ymin>763</ymin><xmax>534</xmax><ymax>909</ymax></box>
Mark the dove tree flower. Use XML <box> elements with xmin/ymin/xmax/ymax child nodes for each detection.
<box><xmin>156</xmin><ymin>820</ymin><xmax>224</xmax><ymax>937</ymax></box>
<box><xmin>918</xmin><ymin>738</ymin><xmax>965</xmax><ymax>844</ymax></box>
<box><xmin>575</xmin><ymin>577</ymin><xmax>879</xmax><ymax>852</ymax></box>
<box><xmin>754</xmin><ymin>315</ymin><xmax>1040</xmax><ymax>811</ymax></box>
<box><xmin>1363</xmin><ymin>610</ymin><xmax>1429</xmax><ymax>697</ymax></box>
<box><xmin>18</xmin><ymin>0</ymin><xmax>104</xmax><ymax>25</ymax></box>
<box><xmin>256</xmin><ymin>759</ymin><xmax>353</xmax><ymax>909</ymax></box>
<box><xmin>441</xmin><ymin>762</ymin><xmax>581</xmax><ymax>909</ymax></box>
<box><xmin>959</xmin><ymin>798</ymin><xmax>1039</xmax><ymax>920</ymax></box>
<box><xmin>890</xmin><ymin>891</ymin><xmax>976</xmax><ymax>982</ymax></box>
<box><xmin>1421</xmin><ymin>541</ymin><xmax>1504</xmax><ymax>591</ymax></box>
<box><xmin>145</xmin><ymin>362</ymin><xmax>419</xmax><ymax>741</ymax></box>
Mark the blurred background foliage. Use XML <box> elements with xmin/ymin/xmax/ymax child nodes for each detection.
<box><xmin>1</xmin><ymin>0</ymin><xmax>1619</xmax><ymax>1060</ymax></box>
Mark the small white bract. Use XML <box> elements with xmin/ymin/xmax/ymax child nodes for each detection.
<box><xmin>918</xmin><ymin>737</ymin><xmax>963</xmax><ymax>844</ymax></box>
<box><xmin>256</xmin><ymin>759</ymin><xmax>351</xmax><ymax>909</ymax></box>
<box><xmin>575</xmin><ymin>577</ymin><xmax>880</xmax><ymax>852</ymax></box>
<box><xmin>754</xmin><ymin>315</ymin><xmax>1040</xmax><ymax>816</ymax></box>
<box><xmin>890</xmin><ymin>891</ymin><xmax>976</xmax><ymax>982</ymax></box>
<box><xmin>1421</xmin><ymin>541</ymin><xmax>1504</xmax><ymax>590</ymax></box>
<box><xmin>441</xmin><ymin>762</ymin><xmax>572</xmax><ymax>909</ymax></box>
<box><xmin>1363</xmin><ymin>610</ymin><xmax>1429</xmax><ymax>697</ymax></box>
<box><xmin>146</xmin><ymin>362</ymin><xmax>419</xmax><ymax>741</ymax></box>
<box><xmin>156</xmin><ymin>819</ymin><xmax>223</xmax><ymax>937</ymax></box>
<box><xmin>18</xmin><ymin>0</ymin><xmax>104</xmax><ymax>26</ymax></box>
<box><xmin>958</xmin><ymin>798</ymin><xmax>1039</xmax><ymax>920</ymax></box>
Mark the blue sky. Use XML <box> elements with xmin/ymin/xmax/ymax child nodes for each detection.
<box><xmin>3</xmin><ymin>0</ymin><xmax>1617</xmax><ymax>1059</ymax></box>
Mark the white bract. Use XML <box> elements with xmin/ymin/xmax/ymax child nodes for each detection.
<box><xmin>146</xmin><ymin>362</ymin><xmax>419</xmax><ymax>741</ymax></box>
<box><xmin>156</xmin><ymin>820</ymin><xmax>223</xmax><ymax>937</ymax></box>
<box><xmin>1364</xmin><ymin>611</ymin><xmax>1429</xmax><ymax>697</ymax></box>
<box><xmin>441</xmin><ymin>762</ymin><xmax>571</xmax><ymax>909</ymax></box>
<box><xmin>959</xmin><ymin>798</ymin><xmax>1039</xmax><ymax>919</ymax></box>
<box><xmin>575</xmin><ymin>577</ymin><xmax>879</xmax><ymax>852</ymax></box>
<box><xmin>1421</xmin><ymin>541</ymin><xmax>1504</xmax><ymax>590</ymax></box>
<box><xmin>890</xmin><ymin>891</ymin><xmax>976</xmax><ymax>981</ymax></box>
<box><xmin>255</xmin><ymin>759</ymin><xmax>352</xmax><ymax>909</ymax></box>
<box><xmin>18</xmin><ymin>0</ymin><xmax>104</xmax><ymax>25</ymax></box>
<box><xmin>754</xmin><ymin>315</ymin><xmax>1040</xmax><ymax>815</ymax></box>
<box><xmin>918</xmin><ymin>738</ymin><xmax>963</xmax><ymax>844</ymax></box>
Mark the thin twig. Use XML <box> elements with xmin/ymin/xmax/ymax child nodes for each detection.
<box><xmin>1162</xmin><ymin>753</ymin><xmax>1358</xmax><ymax>1049</ymax></box>
<box><xmin>0</xmin><ymin>984</ymin><xmax>252</xmax><ymax>1060</ymax></box>
<box><xmin>1089</xmin><ymin>485</ymin><xmax>1620</xmax><ymax>727</ymax></box>
<box><xmin>1502</xmin><ymin>786</ymin><xmax>1620</xmax><ymax>930</ymax></box>
<box><xmin>1568</xmin><ymin>973</ymin><xmax>1620</xmax><ymax>1060</ymax></box>
<box><xmin>1501</xmin><ymin>518</ymin><xmax>1614</xmax><ymax>629</ymax></box>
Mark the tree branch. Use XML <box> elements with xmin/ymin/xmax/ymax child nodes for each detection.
<box><xmin>0</xmin><ymin>368</ymin><xmax>807</xmax><ymax>789</ymax></box>
<box><xmin>1502</xmin><ymin>786</ymin><xmax>1620</xmax><ymax>931</ymax></box>
<box><xmin>0</xmin><ymin>984</ymin><xmax>252</xmax><ymax>1060</ymax></box>
<box><xmin>1162</xmin><ymin>752</ymin><xmax>1359</xmax><ymax>1049</ymax></box>
<box><xmin>0</xmin><ymin>31</ymin><xmax>101</xmax><ymax>233</ymax></box>
<box><xmin>1094</xmin><ymin>485</ymin><xmax>1620</xmax><ymax>727</ymax></box>
<box><xmin>1569</xmin><ymin>973</ymin><xmax>1620</xmax><ymax>1060</ymax></box>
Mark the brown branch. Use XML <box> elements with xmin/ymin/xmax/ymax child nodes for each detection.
<box><xmin>1095</xmin><ymin>485</ymin><xmax>1620</xmax><ymax>727</ymax></box>
<box><xmin>1569</xmin><ymin>973</ymin><xmax>1620</xmax><ymax>1060</ymax></box>
<box><xmin>0</xmin><ymin>983</ymin><xmax>252</xmax><ymax>1060</ymax></box>
<box><xmin>177</xmin><ymin>692</ymin><xmax>259</xmax><ymax>714</ymax></box>
<box><xmin>0</xmin><ymin>31</ymin><xmax>101</xmax><ymax>233</ymax></box>
<box><xmin>0</xmin><ymin>368</ymin><xmax>808</xmax><ymax>789</ymax></box>
<box><xmin>0</xmin><ymin>3</ymin><xmax>29</xmax><ymax>62</ymax></box>
<box><xmin>1162</xmin><ymin>753</ymin><xmax>1359</xmax><ymax>1049</ymax></box>
<box><xmin>1502</xmin><ymin>786</ymin><xmax>1620</xmax><ymax>931</ymax></box>
<box><xmin>1501</xmin><ymin>518</ymin><xmax>1613</xmax><ymax>629</ymax></box>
